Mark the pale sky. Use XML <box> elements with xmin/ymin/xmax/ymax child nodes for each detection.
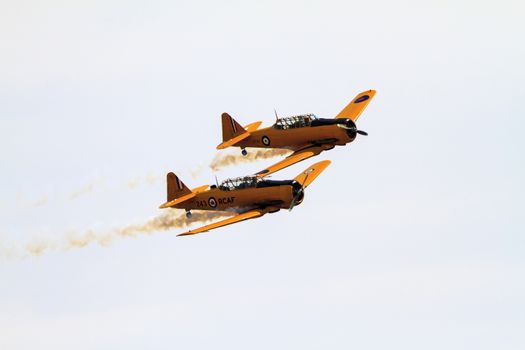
<box><xmin>1</xmin><ymin>0</ymin><xmax>524</xmax><ymax>349</ymax></box>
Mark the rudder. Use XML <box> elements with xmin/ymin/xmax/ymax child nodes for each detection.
<box><xmin>166</xmin><ymin>172</ymin><xmax>191</xmax><ymax>201</ymax></box>
<box><xmin>221</xmin><ymin>112</ymin><xmax>247</xmax><ymax>142</ymax></box>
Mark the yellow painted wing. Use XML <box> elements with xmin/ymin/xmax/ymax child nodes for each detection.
<box><xmin>177</xmin><ymin>208</ymin><xmax>271</xmax><ymax>236</ymax></box>
<box><xmin>293</xmin><ymin>160</ymin><xmax>332</xmax><ymax>189</ymax></box>
<box><xmin>335</xmin><ymin>90</ymin><xmax>376</xmax><ymax>121</ymax></box>
<box><xmin>255</xmin><ymin>146</ymin><xmax>325</xmax><ymax>177</ymax></box>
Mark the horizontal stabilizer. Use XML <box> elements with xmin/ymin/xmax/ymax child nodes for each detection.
<box><xmin>159</xmin><ymin>192</ymin><xmax>196</xmax><ymax>209</ymax></box>
<box><xmin>244</xmin><ymin>121</ymin><xmax>262</xmax><ymax>132</ymax></box>
<box><xmin>216</xmin><ymin>131</ymin><xmax>251</xmax><ymax>150</ymax></box>
<box><xmin>159</xmin><ymin>184</ymin><xmax>209</xmax><ymax>209</ymax></box>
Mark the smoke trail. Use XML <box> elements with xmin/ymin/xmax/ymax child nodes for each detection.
<box><xmin>30</xmin><ymin>196</ymin><xmax>48</xmax><ymax>208</ymax></box>
<box><xmin>127</xmin><ymin>173</ymin><xmax>162</xmax><ymax>189</ymax></box>
<box><xmin>18</xmin><ymin>149</ymin><xmax>282</xmax><ymax>210</ymax></box>
<box><xmin>24</xmin><ymin>210</ymin><xmax>234</xmax><ymax>256</ymax></box>
<box><xmin>12</xmin><ymin>167</ymin><xmax>204</xmax><ymax>212</ymax></box>
<box><xmin>209</xmin><ymin>149</ymin><xmax>291</xmax><ymax>172</ymax></box>
<box><xmin>68</xmin><ymin>180</ymin><xmax>102</xmax><ymax>200</ymax></box>
<box><xmin>127</xmin><ymin>166</ymin><xmax>204</xmax><ymax>190</ymax></box>
<box><xmin>0</xmin><ymin>238</ymin><xmax>23</xmax><ymax>261</ymax></box>
<box><xmin>189</xmin><ymin>164</ymin><xmax>205</xmax><ymax>179</ymax></box>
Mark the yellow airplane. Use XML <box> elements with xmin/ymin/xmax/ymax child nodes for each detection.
<box><xmin>159</xmin><ymin>160</ymin><xmax>331</xmax><ymax>236</ymax></box>
<box><xmin>217</xmin><ymin>90</ymin><xmax>375</xmax><ymax>176</ymax></box>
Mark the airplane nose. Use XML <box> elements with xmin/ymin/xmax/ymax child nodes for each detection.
<box><xmin>345</xmin><ymin>118</ymin><xmax>357</xmax><ymax>129</ymax></box>
<box><xmin>344</xmin><ymin>118</ymin><xmax>367</xmax><ymax>138</ymax></box>
<box><xmin>290</xmin><ymin>181</ymin><xmax>305</xmax><ymax>209</ymax></box>
<box><xmin>293</xmin><ymin>191</ymin><xmax>305</xmax><ymax>206</ymax></box>
<box><xmin>345</xmin><ymin>119</ymin><xmax>358</xmax><ymax>139</ymax></box>
<box><xmin>292</xmin><ymin>181</ymin><xmax>302</xmax><ymax>197</ymax></box>
<box><xmin>346</xmin><ymin>127</ymin><xmax>357</xmax><ymax>139</ymax></box>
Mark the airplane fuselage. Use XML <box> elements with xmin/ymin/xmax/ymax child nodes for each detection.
<box><xmin>235</xmin><ymin>122</ymin><xmax>356</xmax><ymax>151</ymax></box>
<box><xmin>173</xmin><ymin>181</ymin><xmax>302</xmax><ymax>212</ymax></box>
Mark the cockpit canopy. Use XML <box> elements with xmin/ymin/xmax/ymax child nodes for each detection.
<box><xmin>219</xmin><ymin>176</ymin><xmax>260</xmax><ymax>191</ymax></box>
<box><xmin>218</xmin><ymin>176</ymin><xmax>298</xmax><ymax>191</ymax></box>
<box><xmin>273</xmin><ymin>114</ymin><xmax>317</xmax><ymax>130</ymax></box>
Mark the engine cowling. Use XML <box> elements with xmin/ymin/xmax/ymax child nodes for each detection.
<box><xmin>291</xmin><ymin>180</ymin><xmax>305</xmax><ymax>207</ymax></box>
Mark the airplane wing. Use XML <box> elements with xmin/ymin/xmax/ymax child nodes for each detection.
<box><xmin>335</xmin><ymin>90</ymin><xmax>376</xmax><ymax>121</ymax></box>
<box><xmin>294</xmin><ymin>160</ymin><xmax>331</xmax><ymax>188</ymax></box>
<box><xmin>254</xmin><ymin>145</ymin><xmax>327</xmax><ymax>177</ymax></box>
<box><xmin>177</xmin><ymin>208</ymin><xmax>273</xmax><ymax>236</ymax></box>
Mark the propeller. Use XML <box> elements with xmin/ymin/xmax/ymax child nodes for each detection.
<box><xmin>289</xmin><ymin>189</ymin><xmax>303</xmax><ymax>211</ymax></box>
<box><xmin>345</xmin><ymin>119</ymin><xmax>368</xmax><ymax>136</ymax></box>
<box><xmin>274</xmin><ymin>108</ymin><xmax>279</xmax><ymax>122</ymax></box>
<box><xmin>289</xmin><ymin>172</ymin><xmax>310</xmax><ymax>211</ymax></box>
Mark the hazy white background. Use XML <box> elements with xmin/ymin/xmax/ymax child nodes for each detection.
<box><xmin>1</xmin><ymin>0</ymin><xmax>524</xmax><ymax>349</ymax></box>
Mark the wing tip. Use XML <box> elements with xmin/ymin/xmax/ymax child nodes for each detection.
<box><xmin>177</xmin><ymin>229</ymin><xmax>209</xmax><ymax>237</ymax></box>
<box><xmin>310</xmin><ymin>159</ymin><xmax>332</xmax><ymax>170</ymax></box>
<box><xmin>360</xmin><ymin>89</ymin><xmax>376</xmax><ymax>96</ymax></box>
<box><xmin>177</xmin><ymin>232</ymin><xmax>193</xmax><ymax>237</ymax></box>
<box><xmin>353</xmin><ymin>90</ymin><xmax>376</xmax><ymax>104</ymax></box>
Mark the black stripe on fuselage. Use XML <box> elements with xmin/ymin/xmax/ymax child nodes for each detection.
<box><xmin>310</xmin><ymin>118</ymin><xmax>351</xmax><ymax>127</ymax></box>
<box><xmin>256</xmin><ymin>179</ymin><xmax>295</xmax><ymax>188</ymax></box>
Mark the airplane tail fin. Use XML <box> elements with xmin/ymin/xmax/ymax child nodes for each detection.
<box><xmin>217</xmin><ymin>113</ymin><xmax>251</xmax><ymax>149</ymax></box>
<box><xmin>166</xmin><ymin>172</ymin><xmax>191</xmax><ymax>201</ymax></box>
<box><xmin>221</xmin><ymin>113</ymin><xmax>246</xmax><ymax>141</ymax></box>
<box><xmin>159</xmin><ymin>172</ymin><xmax>195</xmax><ymax>208</ymax></box>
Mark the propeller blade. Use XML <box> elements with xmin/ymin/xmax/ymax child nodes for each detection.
<box><xmin>289</xmin><ymin>170</ymin><xmax>310</xmax><ymax>211</ymax></box>
<box><xmin>357</xmin><ymin>130</ymin><xmax>368</xmax><ymax>136</ymax></box>
<box><xmin>289</xmin><ymin>190</ymin><xmax>303</xmax><ymax>211</ymax></box>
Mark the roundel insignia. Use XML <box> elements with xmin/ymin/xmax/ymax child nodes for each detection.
<box><xmin>261</xmin><ymin>136</ymin><xmax>271</xmax><ymax>146</ymax></box>
<box><xmin>208</xmin><ymin>197</ymin><xmax>217</xmax><ymax>208</ymax></box>
<box><xmin>354</xmin><ymin>95</ymin><xmax>370</xmax><ymax>104</ymax></box>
